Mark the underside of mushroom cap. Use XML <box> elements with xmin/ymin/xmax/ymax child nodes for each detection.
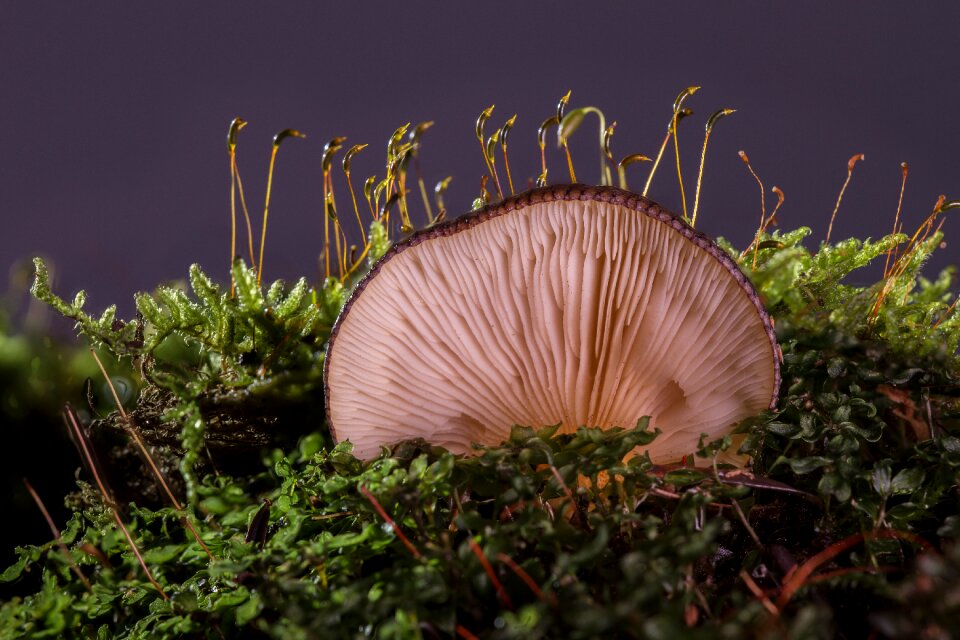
<box><xmin>325</xmin><ymin>184</ymin><xmax>780</xmax><ymax>461</ymax></box>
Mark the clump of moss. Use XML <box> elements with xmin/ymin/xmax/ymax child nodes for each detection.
<box><xmin>3</xmin><ymin>98</ymin><xmax>960</xmax><ymax>637</ymax></box>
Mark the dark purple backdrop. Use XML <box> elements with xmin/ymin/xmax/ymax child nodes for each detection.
<box><xmin>4</xmin><ymin>2</ymin><xmax>960</xmax><ymax>315</ymax></box>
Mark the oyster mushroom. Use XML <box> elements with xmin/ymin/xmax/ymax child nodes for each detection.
<box><xmin>324</xmin><ymin>185</ymin><xmax>780</xmax><ymax>462</ymax></box>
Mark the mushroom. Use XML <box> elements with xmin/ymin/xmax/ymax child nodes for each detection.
<box><xmin>324</xmin><ymin>185</ymin><xmax>780</xmax><ymax>462</ymax></box>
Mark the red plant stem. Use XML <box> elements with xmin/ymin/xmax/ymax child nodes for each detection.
<box><xmin>496</xmin><ymin>552</ymin><xmax>554</xmax><ymax>606</ymax></box>
<box><xmin>23</xmin><ymin>479</ymin><xmax>92</xmax><ymax>592</ymax></box>
<box><xmin>64</xmin><ymin>405</ymin><xmax>114</xmax><ymax>502</ymax></box>
<box><xmin>64</xmin><ymin>406</ymin><xmax>168</xmax><ymax>599</ymax></box>
<box><xmin>933</xmin><ymin>295</ymin><xmax>960</xmax><ymax>331</ymax></box>
<box><xmin>776</xmin><ymin>529</ymin><xmax>931</xmax><ymax>609</ymax></box>
<box><xmin>502</xmin><ymin>145</ymin><xmax>515</xmax><ymax>196</ymax></box>
<box><xmin>111</xmin><ymin>510</ymin><xmax>169</xmax><ymax>599</ymax></box>
<box><xmin>883</xmin><ymin>162</ymin><xmax>909</xmax><ymax>279</ymax></box>
<box><xmin>469</xmin><ymin>538</ymin><xmax>513</xmax><ymax>610</ymax></box>
<box><xmin>455</xmin><ymin>625</ymin><xmax>479</xmax><ymax>640</ymax></box>
<box><xmin>549</xmin><ymin>464</ymin><xmax>583</xmax><ymax>523</ymax></box>
<box><xmin>358</xmin><ymin>485</ymin><xmax>421</xmax><ymax>559</ymax></box>
<box><xmin>90</xmin><ymin>350</ymin><xmax>214</xmax><ymax>560</ymax></box>
<box><xmin>739</xmin><ymin>569</ymin><xmax>779</xmax><ymax>617</ymax></box>
<box><xmin>825</xmin><ymin>153</ymin><xmax>865</xmax><ymax>244</ymax></box>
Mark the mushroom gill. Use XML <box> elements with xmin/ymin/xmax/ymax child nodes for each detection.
<box><xmin>325</xmin><ymin>185</ymin><xmax>780</xmax><ymax>462</ymax></box>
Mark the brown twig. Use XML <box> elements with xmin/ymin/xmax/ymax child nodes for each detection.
<box><xmin>737</xmin><ymin>151</ymin><xmax>766</xmax><ymax>269</ymax></box>
<box><xmin>825</xmin><ymin>153</ymin><xmax>865</xmax><ymax>244</ymax></box>
<box><xmin>548</xmin><ymin>464</ymin><xmax>581</xmax><ymax>523</ymax></box>
<box><xmin>23</xmin><ymin>478</ymin><xmax>92</xmax><ymax>592</ymax></box>
<box><xmin>455</xmin><ymin>625</ymin><xmax>479</xmax><ymax>640</ymax></box>
<box><xmin>89</xmin><ymin>350</ymin><xmax>213</xmax><ymax>559</ymax></box>
<box><xmin>496</xmin><ymin>552</ymin><xmax>554</xmax><ymax>606</ymax></box>
<box><xmin>739</xmin><ymin>569</ymin><xmax>779</xmax><ymax>616</ymax></box>
<box><xmin>872</xmin><ymin>194</ymin><xmax>956</xmax><ymax>321</ymax></box>
<box><xmin>883</xmin><ymin>162</ymin><xmax>909</xmax><ymax>279</ymax></box>
<box><xmin>64</xmin><ymin>405</ymin><xmax>168</xmax><ymax>599</ymax></box>
<box><xmin>731</xmin><ymin>498</ymin><xmax>763</xmax><ymax>550</ymax></box>
<box><xmin>932</xmin><ymin>295</ymin><xmax>960</xmax><ymax>331</ymax></box>
<box><xmin>469</xmin><ymin>538</ymin><xmax>513</xmax><ymax>609</ymax></box>
<box><xmin>358</xmin><ymin>485</ymin><xmax>421</xmax><ymax>558</ymax></box>
<box><xmin>766</xmin><ymin>186</ymin><xmax>785</xmax><ymax>231</ymax></box>
<box><xmin>776</xmin><ymin>529</ymin><xmax>931</xmax><ymax>609</ymax></box>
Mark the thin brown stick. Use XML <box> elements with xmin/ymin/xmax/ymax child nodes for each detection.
<box><xmin>63</xmin><ymin>405</ymin><xmax>112</xmax><ymax>501</ymax></box>
<box><xmin>740</xmin><ymin>569</ymin><xmax>779</xmax><ymax>616</ymax></box>
<box><xmin>883</xmin><ymin>162</ymin><xmax>909</xmax><ymax>279</ymax></box>
<box><xmin>340</xmin><ymin>242</ymin><xmax>373</xmax><ymax>282</ymax></box>
<box><xmin>64</xmin><ymin>406</ymin><xmax>168</xmax><ymax>599</ymax></box>
<box><xmin>502</xmin><ymin>143</ymin><xmax>515</xmax><ymax>196</ymax></box>
<box><xmin>455</xmin><ymin>625</ymin><xmax>479</xmax><ymax>640</ymax></box>
<box><xmin>358</xmin><ymin>485</ymin><xmax>421</xmax><ymax>558</ymax></box>
<box><xmin>229</xmin><ymin>149</ymin><xmax>237</xmax><ymax>297</ymax></box>
<box><xmin>496</xmin><ymin>552</ymin><xmax>554</xmax><ymax>605</ymax></box>
<box><xmin>737</xmin><ymin>151</ymin><xmax>767</xmax><ymax>270</ymax></box>
<box><xmin>825</xmin><ymin>153</ymin><xmax>865</xmax><ymax>244</ymax></box>
<box><xmin>548</xmin><ymin>464</ymin><xmax>584</xmax><ymax>525</ymax></box>
<box><xmin>397</xmin><ymin>159</ymin><xmax>414</xmax><ymax>234</ymax></box>
<box><xmin>227</xmin><ymin>118</ymin><xmax>249</xmax><ymax>296</ymax></box>
<box><xmin>469</xmin><ymin>538</ymin><xmax>513</xmax><ymax>609</ymax></box>
<box><xmin>562</xmin><ymin>141</ymin><xmax>577</xmax><ymax>183</ymax></box>
<box><xmin>323</xmin><ymin>171</ymin><xmax>332</xmax><ymax>279</ymax></box>
<box><xmin>643</xmin><ymin>131</ymin><xmax>672</xmax><ymax>197</ymax></box>
<box><xmin>23</xmin><ymin>478</ymin><xmax>93</xmax><ymax>592</ymax></box>
<box><xmin>691</xmin><ymin>109</ymin><xmax>735</xmax><ymax>227</ymax></box>
<box><xmin>535</xmin><ymin>115</ymin><xmax>558</xmax><ymax>188</ymax></box>
<box><xmin>873</xmin><ymin>195</ymin><xmax>954</xmax><ymax>321</ymax></box>
<box><xmin>417</xmin><ymin>175</ymin><xmax>433</xmax><ymax>224</ymax></box>
<box><xmin>258</xmin><ymin>129</ymin><xmax>305</xmax><ymax>284</ymax></box>
<box><xmin>112</xmin><ymin>509</ymin><xmax>168</xmax><ymax>597</ymax></box>
<box><xmin>233</xmin><ymin>157</ymin><xmax>256</xmax><ymax>271</ymax></box>
<box><xmin>776</xmin><ymin>529</ymin><xmax>930</xmax><ymax>609</ymax></box>
<box><xmin>731</xmin><ymin>499</ymin><xmax>763</xmax><ymax>550</ymax></box>
<box><xmin>476</xmin><ymin>106</ymin><xmax>502</xmax><ymax>199</ymax></box>
<box><xmin>764</xmin><ymin>187</ymin><xmax>786</xmax><ymax>233</ymax></box>
<box><xmin>891</xmin><ymin>195</ymin><xmax>950</xmax><ymax>283</ymax></box>
<box><xmin>90</xmin><ymin>350</ymin><xmax>213</xmax><ymax>559</ymax></box>
<box><xmin>345</xmin><ymin>171</ymin><xmax>367</xmax><ymax>251</ymax></box>
<box><xmin>484</xmin><ymin>140</ymin><xmax>503</xmax><ymax>199</ymax></box>
<box><xmin>673</xmin><ymin>112</ymin><xmax>688</xmax><ymax>219</ymax></box>
<box><xmin>932</xmin><ymin>295</ymin><xmax>960</xmax><ymax>331</ymax></box>
<box><xmin>257</xmin><ymin>146</ymin><xmax>280</xmax><ymax>285</ymax></box>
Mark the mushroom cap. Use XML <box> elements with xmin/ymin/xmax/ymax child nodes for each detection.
<box><xmin>324</xmin><ymin>184</ymin><xmax>780</xmax><ymax>461</ymax></box>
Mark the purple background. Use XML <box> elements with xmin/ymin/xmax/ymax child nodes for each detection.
<box><xmin>3</xmin><ymin>2</ymin><xmax>960</xmax><ymax>317</ymax></box>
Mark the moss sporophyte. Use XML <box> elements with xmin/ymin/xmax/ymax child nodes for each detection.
<box><xmin>3</xmin><ymin>90</ymin><xmax>960</xmax><ymax>638</ymax></box>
